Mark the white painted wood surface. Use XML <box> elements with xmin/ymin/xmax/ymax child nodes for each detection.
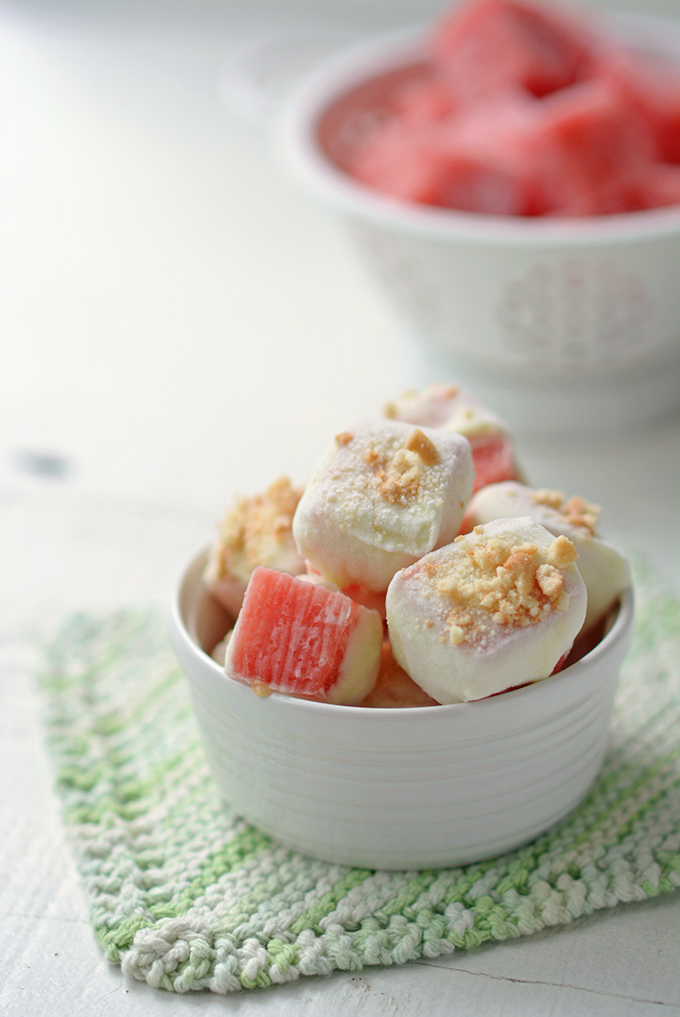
<box><xmin>1</xmin><ymin>2</ymin><xmax>679</xmax><ymax>1013</ymax></box>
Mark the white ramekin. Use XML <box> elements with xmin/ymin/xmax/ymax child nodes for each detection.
<box><xmin>170</xmin><ymin>548</ymin><xmax>634</xmax><ymax>870</ymax></box>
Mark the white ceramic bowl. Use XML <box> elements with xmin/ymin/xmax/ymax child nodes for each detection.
<box><xmin>170</xmin><ymin>548</ymin><xmax>634</xmax><ymax>870</ymax></box>
<box><xmin>277</xmin><ymin>13</ymin><xmax>680</xmax><ymax>435</ymax></box>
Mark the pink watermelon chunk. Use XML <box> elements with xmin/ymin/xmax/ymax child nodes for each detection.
<box><xmin>638</xmin><ymin>163</ymin><xmax>680</xmax><ymax>209</ymax></box>
<box><xmin>470</xmin><ymin>434</ymin><xmax>521</xmax><ymax>492</ymax></box>
<box><xmin>351</xmin><ymin>95</ymin><xmax>540</xmax><ymax>214</ymax></box>
<box><xmin>430</xmin><ymin>0</ymin><xmax>596</xmax><ymax>101</ymax></box>
<box><xmin>391</xmin><ymin>75</ymin><xmax>458</xmax><ymax>124</ymax></box>
<box><xmin>224</xmin><ymin>568</ymin><xmax>382</xmax><ymax>704</ymax></box>
<box><xmin>527</xmin><ymin>79</ymin><xmax>657</xmax><ymax>215</ymax></box>
<box><xmin>597</xmin><ymin>47</ymin><xmax>680</xmax><ymax>164</ymax></box>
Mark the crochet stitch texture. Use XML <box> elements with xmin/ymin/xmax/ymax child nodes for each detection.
<box><xmin>39</xmin><ymin>560</ymin><xmax>679</xmax><ymax>995</ymax></box>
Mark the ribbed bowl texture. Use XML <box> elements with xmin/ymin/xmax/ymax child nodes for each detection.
<box><xmin>170</xmin><ymin>549</ymin><xmax>634</xmax><ymax>869</ymax></box>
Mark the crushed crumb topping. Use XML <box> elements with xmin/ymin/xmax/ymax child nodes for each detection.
<box><xmin>532</xmin><ymin>488</ymin><xmax>564</xmax><ymax>509</ymax></box>
<box><xmin>335</xmin><ymin>431</ymin><xmax>354</xmax><ymax>446</ymax></box>
<box><xmin>405</xmin><ymin>428</ymin><xmax>439</xmax><ymax>465</ymax></box>
<box><xmin>548</xmin><ymin>534</ymin><xmax>579</xmax><ymax>568</ymax></box>
<box><xmin>207</xmin><ymin>476</ymin><xmax>302</xmax><ymax>584</ymax></box>
<box><xmin>349</xmin><ymin>430</ymin><xmax>444</xmax><ymax>506</ymax></box>
<box><xmin>430</xmin><ymin>533</ymin><xmax>578</xmax><ymax>644</ymax></box>
<box><xmin>251</xmin><ymin>681</ymin><xmax>273</xmax><ymax>697</ymax></box>
<box><xmin>563</xmin><ymin>496</ymin><xmax>599</xmax><ymax>533</ymax></box>
<box><xmin>377</xmin><ymin>448</ymin><xmax>422</xmax><ymax>503</ymax></box>
<box><xmin>532</xmin><ymin>489</ymin><xmax>600</xmax><ymax>535</ymax></box>
<box><xmin>327</xmin><ymin>422</ymin><xmax>450</xmax><ymax>515</ymax></box>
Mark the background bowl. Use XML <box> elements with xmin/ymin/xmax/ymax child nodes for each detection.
<box><xmin>171</xmin><ymin>548</ymin><xmax>634</xmax><ymax>870</ymax></box>
<box><xmin>277</xmin><ymin>13</ymin><xmax>680</xmax><ymax>436</ymax></box>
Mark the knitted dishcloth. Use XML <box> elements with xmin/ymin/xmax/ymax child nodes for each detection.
<box><xmin>39</xmin><ymin>559</ymin><xmax>680</xmax><ymax>995</ymax></box>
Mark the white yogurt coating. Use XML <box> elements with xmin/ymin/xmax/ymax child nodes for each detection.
<box><xmin>464</xmin><ymin>481</ymin><xmax>631</xmax><ymax>629</ymax></box>
<box><xmin>204</xmin><ymin>476</ymin><xmax>305</xmax><ymax>617</ymax></box>
<box><xmin>383</xmin><ymin>382</ymin><xmax>509</xmax><ymax>440</ymax></box>
<box><xmin>292</xmin><ymin>419</ymin><xmax>474</xmax><ymax>591</ymax></box>
<box><xmin>386</xmin><ymin>516</ymin><xmax>587</xmax><ymax>704</ymax></box>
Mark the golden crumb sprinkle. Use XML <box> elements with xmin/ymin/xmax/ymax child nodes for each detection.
<box><xmin>206</xmin><ymin>476</ymin><xmax>303</xmax><ymax>585</ymax></box>
<box><xmin>562</xmin><ymin>495</ymin><xmax>600</xmax><ymax>534</ymax></box>
<box><xmin>335</xmin><ymin>431</ymin><xmax>354</xmax><ymax>446</ymax></box>
<box><xmin>536</xmin><ymin>563</ymin><xmax>563</xmax><ymax>598</ymax></box>
<box><xmin>548</xmin><ymin>534</ymin><xmax>579</xmax><ymax>568</ymax></box>
<box><xmin>251</xmin><ymin>681</ymin><xmax>273</xmax><ymax>698</ymax></box>
<box><xmin>378</xmin><ymin>448</ymin><xmax>422</xmax><ymax>503</ymax></box>
<box><xmin>533</xmin><ymin>488</ymin><xmax>564</xmax><ymax>509</ymax></box>
<box><xmin>441</xmin><ymin>383</ymin><xmax>459</xmax><ymax>398</ymax></box>
<box><xmin>435</xmin><ymin>534</ymin><xmax>574</xmax><ymax>645</ymax></box>
<box><xmin>383</xmin><ymin>401</ymin><xmax>397</xmax><ymax>419</ymax></box>
<box><xmin>405</xmin><ymin>428</ymin><xmax>440</xmax><ymax>466</ymax></box>
<box><xmin>533</xmin><ymin>488</ymin><xmax>599</xmax><ymax>536</ymax></box>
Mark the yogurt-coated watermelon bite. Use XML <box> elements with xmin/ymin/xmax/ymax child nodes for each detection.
<box><xmin>383</xmin><ymin>383</ymin><xmax>523</xmax><ymax>492</ymax></box>
<box><xmin>224</xmin><ymin>567</ymin><xmax>383</xmax><ymax>705</ymax></box>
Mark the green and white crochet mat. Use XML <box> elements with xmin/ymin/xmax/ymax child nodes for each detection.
<box><xmin>40</xmin><ymin>559</ymin><xmax>680</xmax><ymax>995</ymax></box>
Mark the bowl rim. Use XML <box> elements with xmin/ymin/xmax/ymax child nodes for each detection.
<box><xmin>276</xmin><ymin>11</ymin><xmax>680</xmax><ymax>246</ymax></box>
<box><xmin>171</xmin><ymin>545</ymin><xmax>635</xmax><ymax>720</ymax></box>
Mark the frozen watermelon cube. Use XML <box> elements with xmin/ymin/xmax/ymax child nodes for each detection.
<box><xmin>356</xmin><ymin>136</ymin><xmax>533</xmax><ymax>214</ymax></box>
<box><xmin>391</xmin><ymin>74</ymin><xmax>458</xmax><ymax>124</ymax></box>
<box><xmin>527</xmin><ymin>78</ymin><xmax>657</xmax><ymax>215</ymax></box>
<box><xmin>430</xmin><ymin>0</ymin><xmax>597</xmax><ymax>101</ymax></box>
<box><xmin>352</xmin><ymin>96</ymin><xmax>539</xmax><ymax>214</ymax></box>
<box><xmin>224</xmin><ymin>568</ymin><xmax>382</xmax><ymax>705</ymax></box>
<box><xmin>597</xmin><ymin>46</ymin><xmax>680</xmax><ymax>164</ymax></box>
<box><xmin>349</xmin><ymin>119</ymin><xmax>459</xmax><ymax>204</ymax></box>
<box><xmin>638</xmin><ymin>163</ymin><xmax>680</xmax><ymax>209</ymax></box>
<box><xmin>382</xmin><ymin>382</ymin><xmax>523</xmax><ymax>490</ymax></box>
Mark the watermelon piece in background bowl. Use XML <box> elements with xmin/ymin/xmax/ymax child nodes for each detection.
<box><xmin>430</xmin><ymin>0</ymin><xmax>598</xmax><ymax>101</ymax></box>
<box><xmin>351</xmin><ymin>91</ymin><xmax>543</xmax><ymax>215</ymax></box>
<box><xmin>526</xmin><ymin>76</ymin><xmax>658</xmax><ymax>215</ymax></box>
<box><xmin>598</xmin><ymin>44</ymin><xmax>680</xmax><ymax>164</ymax></box>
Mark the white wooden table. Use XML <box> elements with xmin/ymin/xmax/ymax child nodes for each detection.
<box><xmin>1</xmin><ymin>2</ymin><xmax>679</xmax><ymax>1013</ymax></box>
